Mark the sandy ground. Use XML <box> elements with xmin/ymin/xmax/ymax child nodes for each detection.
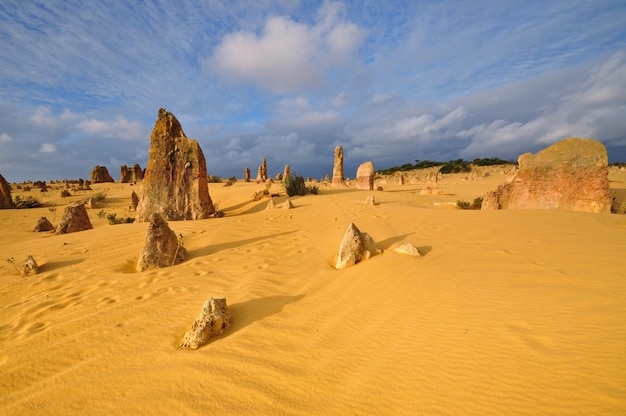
<box><xmin>1</xmin><ymin>168</ymin><xmax>626</xmax><ymax>415</ymax></box>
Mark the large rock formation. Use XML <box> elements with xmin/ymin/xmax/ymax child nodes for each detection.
<box><xmin>120</xmin><ymin>165</ymin><xmax>131</xmax><ymax>183</ymax></box>
<box><xmin>136</xmin><ymin>212</ymin><xmax>186</xmax><ymax>272</ymax></box>
<box><xmin>355</xmin><ymin>161</ymin><xmax>375</xmax><ymax>190</ymax></box>
<box><xmin>179</xmin><ymin>297</ymin><xmax>233</xmax><ymax>350</ymax></box>
<box><xmin>54</xmin><ymin>203</ymin><xmax>93</xmax><ymax>235</ymax></box>
<box><xmin>261</xmin><ymin>158</ymin><xmax>268</xmax><ymax>182</ymax></box>
<box><xmin>136</xmin><ymin>108</ymin><xmax>215</xmax><ymax>221</ymax></box>
<box><xmin>244</xmin><ymin>167</ymin><xmax>251</xmax><ymax>182</ymax></box>
<box><xmin>335</xmin><ymin>223</ymin><xmax>381</xmax><ymax>269</ymax></box>
<box><xmin>283</xmin><ymin>165</ymin><xmax>291</xmax><ymax>182</ymax></box>
<box><xmin>130</xmin><ymin>163</ymin><xmax>144</xmax><ymax>181</ymax></box>
<box><xmin>0</xmin><ymin>173</ymin><xmax>14</xmax><ymax>209</ymax></box>
<box><xmin>482</xmin><ymin>138</ymin><xmax>611</xmax><ymax>213</ymax></box>
<box><xmin>90</xmin><ymin>165</ymin><xmax>114</xmax><ymax>183</ymax></box>
<box><xmin>331</xmin><ymin>146</ymin><xmax>346</xmax><ymax>186</ymax></box>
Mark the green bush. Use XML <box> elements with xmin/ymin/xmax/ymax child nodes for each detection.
<box><xmin>439</xmin><ymin>159</ymin><xmax>471</xmax><ymax>174</ymax></box>
<box><xmin>106</xmin><ymin>213</ymin><xmax>135</xmax><ymax>224</ymax></box>
<box><xmin>284</xmin><ymin>175</ymin><xmax>307</xmax><ymax>197</ymax></box>
<box><xmin>14</xmin><ymin>195</ymin><xmax>42</xmax><ymax>209</ymax></box>
<box><xmin>456</xmin><ymin>197</ymin><xmax>483</xmax><ymax>210</ymax></box>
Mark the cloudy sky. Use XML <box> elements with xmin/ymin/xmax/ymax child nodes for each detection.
<box><xmin>1</xmin><ymin>0</ymin><xmax>625</xmax><ymax>182</ymax></box>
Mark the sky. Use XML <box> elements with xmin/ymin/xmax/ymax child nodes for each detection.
<box><xmin>1</xmin><ymin>0</ymin><xmax>625</xmax><ymax>182</ymax></box>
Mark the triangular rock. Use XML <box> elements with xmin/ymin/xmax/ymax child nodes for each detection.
<box><xmin>179</xmin><ymin>297</ymin><xmax>233</xmax><ymax>350</ymax></box>
<box><xmin>137</xmin><ymin>213</ymin><xmax>186</xmax><ymax>272</ymax></box>
<box><xmin>335</xmin><ymin>223</ymin><xmax>381</xmax><ymax>269</ymax></box>
<box><xmin>54</xmin><ymin>203</ymin><xmax>93</xmax><ymax>235</ymax></box>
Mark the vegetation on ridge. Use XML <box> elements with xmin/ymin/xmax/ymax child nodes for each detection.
<box><xmin>377</xmin><ymin>157</ymin><xmax>514</xmax><ymax>176</ymax></box>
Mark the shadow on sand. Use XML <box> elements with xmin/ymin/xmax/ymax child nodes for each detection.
<box><xmin>187</xmin><ymin>230</ymin><xmax>296</xmax><ymax>259</ymax></box>
<box><xmin>38</xmin><ymin>258</ymin><xmax>84</xmax><ymax>273</ymax></box>
<box><xmin>226</xmin><ymin>294</ymin><xmax>306</xmax><ymax>337</ymax></box>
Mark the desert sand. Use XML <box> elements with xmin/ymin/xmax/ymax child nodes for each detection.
<box><xmin>1</xmin><ymin>167</ymin><xmax>626</xmax><ymax>415</ymax></box>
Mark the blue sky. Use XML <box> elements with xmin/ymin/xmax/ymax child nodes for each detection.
<box><xmin>1</xmin><ymin>0</ymin><xmax>625</xmax><ymax>182</ymax></box>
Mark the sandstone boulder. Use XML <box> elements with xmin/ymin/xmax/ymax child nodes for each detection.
<box><xmin>355</xmin><ymin>162</ymin><xmax>375</xmax><ymax>190</ymax></box>
<box><xmin>54</xmin><ymin>203</ymin><xmax>93</xmax><ymax>235</ymax></box>
<box><xmin>130</xmin><ymin>163</ymin><xmax>144</xmax><ymax>181</ymax></box>
<box><xmin>120</xmin><ymin>165</ymin><xmax>131</xmax><ymax>183</ymax></box>
<box><xmin>364</xmin><ymin>195</ymin><xmax>375</xmax><ymax>206</ymax></box>
<box><xmin>90</xmin><ymin>165</ymin><xmax>114</xmax><ymax>183</ymax></box>
<box><xmin>331</xmin><ymin>146</ymin><xmax>346</xmax><ymax>186</ymax></box>
<box><xmin>136</xmin><ymin>213</ymin><xmax>186</xmax><ymax>272</ymax></box>
<box><xmin>22</xmin><ymin>255</ymin><xmax>38</xmax><ymax>276</ymax></box>
<box><xmin>0</xmin><ymin>173</ymin><xmax>14</xmax><ymax>209</ymax></box>
<box><xmin>335</xmin><ymin>223</ymin><xmax>381</xmax><ymax>269</ymax></box>
<box><xmin>266</xmin><ymin>199</ymin><xmax>275</xmax><ymax>210</ymax></box>
<box><xmin>482</xmin><ymin>138</ymin><xmax>611</xmax><ymax>213</ymax></box>
<box><xmin>130</xmin><ymin>191</ymin><xmax>139</xmax><ymax>211</ymax></box>
<box><xmin>244</xmin><ymin>167</ymin><xmax>251</xmax><ymax>182</ymax></box>
<box><xmin>179</xmin><ymin>297</ymin><xmax>233</xmax><ymax>350</ymax></box>
<box><xmin>136</xmin><ymin>108</ymin><xmax>215</xmax><ymax>221</ymax></box>
<box><xmin>33</xmin><ymin>216</ymin><xmax>55</xmax><ymax>232</ymax></box>
<box><xmin>261</xmin><ymin>158</ymin><xmax>268</xmax><ymax>182</ymax></box>
<box><xmin>283</xmin><ymin>165</ymin><xmax>291</xmax><ymax>182</ymax></box>
<box><xmin>393</xmin><ymin>243</ymin><xmax>422</xmax><ymax>257</ymax></box>
<box><xmin>282</xmin><ymin>199</ymin><xmax>294</xmax><ymax>209</ymax></box>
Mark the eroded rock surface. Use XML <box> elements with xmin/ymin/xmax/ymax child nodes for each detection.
<box><xmin>179</xmin><ymin>297</ymin><xmax>233</xmax><ymax>350</ymax></box>
<box><xmin>54</xmin><ymin>203</ymin><xmax>93</xmax><ymax>235</ymax></box>
<box><xmin>331</xmin><ymin>146</ymin><xmax>346</xmax><ymax>187</ymax></box>
<box><xmin>33</xmin><ymin>216</ymin><xmax>55</xmax><ymax>232</ymax></box>
<box><xmin>335</xmin><ymin>223</ymin><xmax>381</xmax><ymax>269</ymax></box>
<box><xmin>90</xmin><ymin>166</ymin><xmax>114</xmax><ymax>183</ymax></box>
<box><xmin>136</xmin><ymin>213</ymin><xmax>186</xmax><ymax>272</ymax></box>
<box><xmin>356</xmin><ymin>162</ymin><xmax>375</xmax><ymax>191</ymax></box>
<box><xmin>136</xmin><ymin>108</ymin><xmax>215</xmax><ymax>221</ymax></box>
<box><xmin>0</xmin><ymin>174</ymin><xmax>14</xmax><ymax>209</ymax></box>
<box><xmin>482</xmin><ymin>138</ymin><xmax>611</xmax><ymax>213</ymax></box>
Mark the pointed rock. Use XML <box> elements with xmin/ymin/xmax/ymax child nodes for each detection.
<box><xmin>331</xmin><ymin>146</ymin><xmax>346</xmax><ymax>186</ymax></box>
<box><xmin>54</xmin><ymin>203</ymin><xmax>93</xmax><ymax>235</ymax></box>
<box><xmin>90</xmin><ymin>165</ymin><xmax>114</xmax><ymax>183</ymax></box>
<box><xmin>136</xmin><ymin>108</ymin><xmax>215</xmax><ymax>221</ymax></box>
<box><xmin>33</xmin><ymin>216</ymin><xmax>55</xmax><ymax>232</ymax></box>
<box><xmin>136</xmin><ymin>213</ymin><xmax>186</xmax><ymax>272</ymax></box>
<box><xmin>179</xmin><ymin>297</ymin><xmax>233</xmax><ymax>350</ymax></box>
<box><xmin>266</xmin><ymin>200</ymin><xmax>276</xmax><ymax>210</ymax></box>
<box><xmin>22</xmin><ymin>255</ymin><xmax>38</xmax><ymax>276</ymax></box>
<box><xmin>282</xmin><ymin>199</ymin><xmax>294</xmax><ymax>209</ymax></box>
<box><xmin>335</xmin><ymin>223</ymin><xmax>381</xmax><ymax>269</ymax></box>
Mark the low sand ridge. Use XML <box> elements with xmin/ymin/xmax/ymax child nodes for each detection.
<box><xmin>1</xmin><ymin>168</ymin><xmax>626</xmax><ymax>415</ymax></box>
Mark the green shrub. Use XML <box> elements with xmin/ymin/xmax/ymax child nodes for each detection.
<box><xmin>440</xmin><ymin>159</ymin><xmax>471</xmax><ymax>174</ymax></box>
<box><xmin>92</xmin><ymin>192</ymin><xmax>107</xmax><ymax>202</ymax></box>
<box><xmin>14</xmin><ymin>195</ymin><xmax>42</xmax><ymax>209</ymax></box>
<box><xmin>306</xmin><ymin>184</ymin><xmax>319</xmax><ymax>195</ymax></box>
<box><xmin>60</xmin><ymin>190</ymin><xmax>71</xmax><ymax>198</ymax></box>
<box><xmin>284</xmin><ymin>175</ymin><xmax>307</xmax><ymax>197</ymax></box>
<box><xmin>457</xmin><ymin>197</ymin><xmax>483</xmax><ymax>210</ymax></box>
<box><xmin>106</xmin><ymin>213</ymin><xmax>135</xmax><ymax>224</ymax></box>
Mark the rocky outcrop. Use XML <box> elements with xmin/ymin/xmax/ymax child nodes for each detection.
<box><xmin>130</xmin><ymin>191</ymin><xmax>139</xmax><ymax>211</ymax></box>
<box><xmin>136</xmin><ymin>213</ymin><xmax>186</xmax><ymax>272</ymax></box>
<box><xmin>244</xmin><ymin>167</ymin><xmax>251</xmax><ymax>182</ymax></box>
<box><xmin>90</xmin><ymin>165</ymin><xmax>114</xmax><ymax>183</ymax></box>
<box><xmin>282</xmin><ymin>199</ymin><xmax>294</xmax><ymax>209</ymax></box>
<box><xmin>335</xmin><ymin>223</ymin><xmax>381</xmax><ymax>269</ymax></box>
<box><xmin>136</xmin><ymin>108</ymin><xmax>215</xmax><ymax>221</ymax></box>
<box><xmin>261</xmin><ymin>158</ymin><xmax>268</xmax><ymax>182</ymax></box>
<box><xmin>0</xmin><ymin>173</ymin><xmax>14</xmax><ymax>209</ymax></box>
<box><xmin>482</xmin><ymin>138</ymin><xmax>611</xmax><ymax>213</ymax></box>
<box><xmin>33</xmin><ymin>216</ymin><xmax>55</xmax><ymax>232</ymax></box>
<box><xmin>356</xmin><ymin>161</ymin><xmax>375</xmax><ymax>190</ymax></box>
<box><xmin>179</xmin><ymin>297</ymin><xmax>233</xmax><ymax>350</ymax></box>
<box><xmin>363</xmin><ymin>195</ymin><xmax>375</xmax><ymax>206</ymax></box>
<box><xmin>54</xmin><ymin>203</ymin><xmax>93</xmax><ymax>235</ymax></box>
<box><xmin>120</xmin><ymin>165</ymin><xmax>131</xmax><ymax>183</ymax></box>
<box><xmin>130</xmin><ymin>163</ymin><xmax>144</xmax><ymax>181</ymax></box>
<box><xmin>331</xmin><ymin>146</ymin><xmax>346</xmax><ymax>186</ymax></box>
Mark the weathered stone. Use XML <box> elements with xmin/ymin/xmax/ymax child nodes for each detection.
<box><xmin>33</xmin><ymin>216</ymin><xmax>55</xmax><ymax>232</ymax></box>
<box><xmin>266</xmin><ymin>199</ymin><xmax>276</xmax><ymax>210</ymax></box>
<box><xmin>0</xmin><ymin>173</ymin><xmax>14</xmax><ymax>209</ymax></box>
<box><xmin>335</xmin><ymin>223</ymin><xmax>381</xmax><ymax>269</ymax></box>
<box><xmin>393</xmin><ymin>243</ymin><xmax>422</xmax><ymax>257</ymax></box>
<box><xmin>136</xmin><ymin>213</ymin><xmax>186</xmax><ymax>272</ymax></box>
<box><xmin>244</xmin><ymin>167</ymin><xmax>251</xmax><ymax>182</ymax></box>
<box><xmin>130</xmin><ymin>163</ymin><xmax>144</xmax><ymax>181</ymax></box>
<box><xmin>420</xmin><ymin>186</ymin><xmax>444</xmax><ymax>195</ymax></box>
<box><xmin>261</xmin><ymin>158</ymin><xmax>268</xmax><ymax>182</ymax></box>
<box><xmin>130</xmin><ymin>191</ymin><xmax>139</xmax><ymax>211</ymax></box>
<box><xmin>355</xmin><ymin>161</ymin><xmax>375</xmax><ymax>190</ymax></box>
<box><xmin>120</xmin><ymin>165</ymin><xmax>131</xmax><ymax>183</ymax></box>
<box><xmin>256</xmin><ymin>165</ymin><xmax>263</xmax><ymax>183</ymax></box>
<box><xmin>87</xmin><ymin>197</ymin><xmax>97</xmax><ymax>209</ymax></box>
<box><xmin>331</xmin><ymin>146</ymin><xmax>346</xmax><ymax>186</ymax></box>
<box><xmin>22</xmin><ymin>255</ymin><xmax>38</xmax><ymax>276</ymax></box>
<box><xmin>283</xmin><ymin>165</ymin><xmax>291</xmax><ymax>182</ymax></box>
<box><xmin>275</xmin><ymin>173</ymin><xmax>283</xmax><ymax>181</ymax></box>
<box><xmin>136</xmin><ymin>108</ymin><xmax>215</xmax><ymax>221</ymax></box>
<box><xmin>90</xmin><ymin>165</ymin><xmax>114</xmax><ymax>183</ymax></box>
<box><xmin>54</xmin><ymin>203</ymin><xmax>93</xmax><ymax>235</ymax></box>
<box><xmin>482</xmin><ymin>138</ymin><xmax>611</xmax><ymax>213</ymax></box>
<box><xmin>282</xmin><ymin>199</ymin><xmax>294</xmax><ymax>209</ymax></box>
<box><xmin>364</xmin><ymin>195</ymin><xmax>375</xmax><ymax>206</ymax></box>
<box><xmin>179</xmin><ymin>297</ymin><xmax>233</xmax><ymax>350</ymax></box>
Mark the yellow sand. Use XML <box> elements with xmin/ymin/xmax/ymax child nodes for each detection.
<box><xmin>1</xmin><ymin>168</ymin><xmax>626</xmax><ymax>415</ymax></box>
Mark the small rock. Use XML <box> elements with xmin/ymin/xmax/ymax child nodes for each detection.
<box><xmin>335</xmin><ymin>223</ymin><xmax>381</xmax><ymax>269</ymax></box>
<box><xmin>393</xmin><ymin>243</ymin><xmax>422</xmax><ymax>257</ymax></box>
<box><xmin>266</xmin><ymin>200</ymin><xmax>275</xmax><ymax>210</ymax></box>
<box><xmin>364</xmin><ymin>195</ymin><xmax>375</xmax><ymax>206</ymax></box>
<box><xmin>22</xmin><ymin>255</ymin><xmax>38</xmax><ymax>276</ymax></box>
<box><xmin>33</xmin><ymin>216</ymin><xmax>55</xmax><ymax>232</ymax></box>
<box><xmin>282</xmin><ymin>199</ymin><xmax>294</xmax><ymax>209</ymax></box>
<box><xmin>179</xmin><ymin>297</ymin><xmax>233</xmax><ymax>350</ymax></box>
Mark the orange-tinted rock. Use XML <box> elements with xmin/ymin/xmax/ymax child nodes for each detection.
<box><xmin>54</xmin><ymin>203</ymin><xmax>93</xmax><ymax>235</ymax></box>
<box><xmin>331</xmin><ymin>146</ymin><xmax>346</xmax><ymax>186</ymax></box>
<box><xmin>0</xmin><ymin>173</ymin><xmax>13</xmax><ymax>209</ymax></box>
<box><xmin>136</xmin><ymin>108</ymin><xmax>215</xmax><ymax>221</ymax></box>
<box><xmin>136</xmin><ymin>213</ymin><xmax>186</xmax><ymax>272</ymax></box>
<box><xmin>355</xmin><ymin>161</ymin><xmax>375</xmax><ymax>190</ymax></box>
<box><xmin>482</xmin><ymin>138</ymin><xmax>611</xmax><ymax>213</ymax></box>
<box><xmin>90</xmin><ymin>165</ymin><xmax>114</xmax><ymax>183</ymax></box>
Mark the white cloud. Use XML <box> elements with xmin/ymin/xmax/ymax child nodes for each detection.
<box><xmin>75</xmin><ymin>116</ymin><xmax>146</xmax><ymax>141</ymax></box>
<box><xmin>39</xmin><ymin>143</ymin><xmax>56</xmax><ymax>153</ymax></box>
<box><xmin>0</xmin><ymin>133</ymin><xmax>12</xmax><ymax>143</ymax></box>
<box><xmin>208</xmin><ymin>3</ymin><xmax>364</xmax><ymax>93</ymax></box>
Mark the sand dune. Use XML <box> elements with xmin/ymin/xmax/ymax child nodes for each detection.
<box><xmin>1</xmin><ymin>169</ymin><xmax>626</xmax><ymax>415</ymax></box>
